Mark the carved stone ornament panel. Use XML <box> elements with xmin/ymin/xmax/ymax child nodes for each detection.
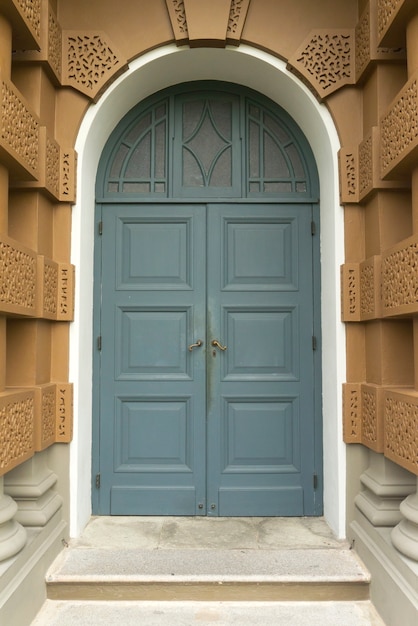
<box><xmin>63</xmin><ymin>32</ymin><xmax>128</xmax><ymax>101</ymax></box>
<box><xmin>341</xmin><ymin>263</ymin><xmax>361</xmax><ymax>321</ymax></box>
<box><xmin>355</xmin><ymin>1</ymin><xmax>406</xmax><ymax>82</ymax></box>
<box><xmin>338</xmin><ymin>148</ymin><xmax>358</xmax><ymax>203</ymax></box>
<box><xmin>12</xmin><ymin>1</ymin><xmax>63</xmax><ymax>85</ymax></box>
<box><xmin>288</xmin><ymin>30</ymin><xmax>354</xmax><ymax>101</ymax></box>
<box><xmin>56</xmin><ymin>384</ymin><xmax>73</xmax><ymax>443</ymax></box>
<box><xmin>384</xmin><ymin>388</ymin><xmax>418</xmax><ymax>475</ymax></box>
<box><xmin>57</xmin><ymin>264</ymin><xmax>75</xmax><ymax>321</ymax></box>
<box><xmin>227</xmin><ymin>0</ymin><xmax>250</xmax><ymax>44</ymax></box>
<box><xmin>0</xmin><ymin>76</ymin><xmax>39</xmax><ymax>180</ymax></box>
<box><xmin>380</xmin><ymin>76</ymin><xmax>418</xmax><ymax>179</ymax></box>
<box><xmin>343</xmin><ymin>383</ymin><xmax>362</xmax><ymax>443</ymax></box>
<box><xmin>0</xmin><ymin>235</ymin><xmax>37</xmax><ymax>317</ymax></box>
<box><xmin>37</xmin><ymin>256</ymin><xmax>58</xmax><ymax>319</ymax></box>
<box><xmin>60</xmin><ymin>149</ymin><xmax>76</xmax><ymax>203</ymax></box>
<box><xmin>0</xmin><ymin>390</ymin><xmax>35</xmax><ymax>476</ymax></box>
<box><xmin>356</xmin><ymin>3</ymin><xmax>371</xmax><ymax>81</ymax></box>
<box><xmin>165</xmin><ymin>0</ymin><xmax>189</xmax><ymax>43</ymax></box>
<box><xmin>362</xmin><ymin>384</ymin><xmax>384</xmax><ymax>452</ymax></box>
<box><xmin>2</xmin><ymin>0</ymin><xmax>41</xmax><ymax>49</ymax></box>
<box><xmin>14</xmin><ymin>0</ymin><xmax>41</xmax><ymax>41</ymax></box>
<box><xmin>376</xmin><ymin>0</ymin><xmax>415</xmax><ymax>46</ymax></box>
<box><xmin>343</xmin><ymin>382</ymin><xmax>385</xmax><ymax>452</ymax></box>
<box><xmin>360</xmin><ymin>255</ymin><xmax>381</xmax><ymax>320</ymax></box>
<box><xmin>34</xmin><ymin>384</ymin><xmax>56</xmax><ymax>451</ymax></box>
<box><xmin>165</xmin><ymin>0</ymin><xmax>250</xmax><ymax>46</ymax></box>
<box><xmin>382</xmin><ymin>234</ymin><xmax>418</xmax><ymax>316</ymax></box>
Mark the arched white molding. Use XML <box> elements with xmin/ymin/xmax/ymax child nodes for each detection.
<box><xmin>71</xmin><ymin>44</ymin><xmax>346</xmax><ymax>538</ymax></box>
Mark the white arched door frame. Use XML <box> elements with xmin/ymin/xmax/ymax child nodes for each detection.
<box><xmin>70</xmin><ymin>44</ymin><xmax>346</xmax><ymax>537</ymax></box>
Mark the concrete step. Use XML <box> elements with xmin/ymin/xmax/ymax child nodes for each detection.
<box><xmin>46</xmin><ymin>546</ymin><xmax>370</xmax><ymax>602</ymax></box>
<box><xmin>32</xmin><ymin>599</ymin><xmax>386</xmax><ymax>625</ymax></box>
<box><xmin>33</xmin><ymin>517</ymin><xmax>385</xmax><ymax>624</ymax></box>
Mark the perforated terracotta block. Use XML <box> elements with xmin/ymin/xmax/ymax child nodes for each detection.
<box><xmin>0</xmin><ymin>234</ymin><xmax>37</xmax><ymax>317</ymax></box>
<box><xmin>34</xmin><ymin>382</ymin><xmax>56</xmax><ymax>451</ymax></box>
<box><xmin>384</xmin><ymin>387</ymin><xmax>418</xmax><ymax>475</ymax></box>
<box><xmin>0</xmin><ymin>388</ymin><xmax>35</xmax><ymax>476</ymax></box>
<box><xmin>55</xmin><ymin>383</ymin><xmax>73</xmax><ymax>443</ymax></box>
<box><xmin>0</xmin><ymin>72</ymin><xmax>39</xmax><ymax>181</ymax></box>
<box><xmin>381</xmin><ymin>233</ymin><xmax>418</xmax><ymax>317</ymax></box>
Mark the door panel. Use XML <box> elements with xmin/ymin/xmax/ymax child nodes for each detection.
<box><xmin>99</xmin><ymin>205</ymin><xmax>206</xmax><ymax>515</ymax></box>
<box><xmin>97</xmin><ymin>202</ymin><xmax>317</xmax><ymax>516</ymax></box>
<box><xmin>206</xmin><ymin>204</ymin><xmax>314</xmax><ymax>516</ymax></box>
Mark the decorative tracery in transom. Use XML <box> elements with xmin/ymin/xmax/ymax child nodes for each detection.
<box><xmin>100</xmin><ymin>86</ymin><xmax>315</xmax><ymax>200</ymax></box>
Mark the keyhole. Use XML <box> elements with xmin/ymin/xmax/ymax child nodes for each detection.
<box><xmin>212</xmin><ymin>350</ymin><xmax>216</xmax><ymax>357</ymax></box>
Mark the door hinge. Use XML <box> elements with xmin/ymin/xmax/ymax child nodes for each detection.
<box><xmin>313</xmin><ymin>473</ymin><xmax>318</xmax><ymax>490</ymax></box>
<box><xmin>95</xmin><ymin>473</ymin><xmax>101</xmax><ymax>489</ymax></box>
<box><xmin>98</xmin><ymin>221</ymin><xmax>103</xmax><ymax>235</ymax></box>
<box><xmin>312</xmin><ymin>335</ymin><xmax>317</xmax><ymax>350</ymax></box>
<box><xmin>97</xmin><ymin>335</ymin><xmax>102</xmax><ymax>351</ymax></box>
<box><xmin>311</xmin><ymin>221</ymin><xmax>316</xmax><ymax>236</ymax></box>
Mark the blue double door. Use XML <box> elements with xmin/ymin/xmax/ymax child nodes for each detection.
<box><xmin>97</xmin><ymin>202</ymin><xmax>320</xmax><ymax>516</ymax></box>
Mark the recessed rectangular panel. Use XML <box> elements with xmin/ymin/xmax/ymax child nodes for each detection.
<box><xmin>114</xmin><ymin>398</ymin><xmax>192</xmax><ymax>472</ymax></box>
<box><xmin>218</xmin><ymin>487</ymin><xmax>304</xmax><ymax>516</ymax></box>
<box><xmin>111</xmin><ymin>486</ymin><xmax>196</xmax><ymax>515</ymax></box>
<box><xmin>224</xmin><ymin>219</ymin><xmax>297</xmax><ymax>290</ymax></box>
<box><xmin>117</xmin><ymin>218</ymin><xmax>192</xmax><ymax>289</ymax></box>
<box><xmin>222</xmin><ymin>398</ymin><xmax>300</xmax><ymax>473</ymax></box>
<box><xmin>224</xmin><ymin>308</ymin><xmax>299</xmax><ymax>380</ymax></box>
<box><xmin>115</xmin><ymin>308</ymin><xmax>189</xmax><ymax>379</ymax></box>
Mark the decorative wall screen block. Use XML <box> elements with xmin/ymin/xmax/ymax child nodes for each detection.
<box><xmin>288</xmin><ymin>30</ymin><xmax>355</xmax><ymax>101</ymax></box>
<box><xmin>63</xmin><ymin>31</ymin><xmax>127</xmax><ymax>101</ymax></box>
<box><xmin>55</xmin><ymin>384</ymin><xmax>73</xmax><ymax>443</ymax></box>
<box><xmin>0</xmin><ymin>74</ymin><xmax>39</xmax><ymax>181</ymax></box>
<box><xmin>165</xmin><ymin>0</ymin><xmax>250</xmax><ymax>47</ymax></box>
<box><xmin>384</xmin><ymin>388</ymin><xmax>418</xmax><ymax>475</ymax></box>
<box><xmin>13</xmin><ymin>1</ymin><xmax>63</xmax><ymax>85</ymax></box>
<box><xmin>377</xmin><ymin>0</ymin><xmax>416</xmax><ymax>47</ymax></box>
<box><xmin>34</xmin><ymin>384</ymin><xmax>57</xmax><ymax>451</ymax></box>
<box><xmin>2</xmin><ymin>0</ymin><xmax>41</xmax><ymax>50</ymax></box>
<box><xmin>0</xmin><ymin>389</ymin><xmax>35</xmax><ymax>476</ymax></box>
<box><xmin>341</xmin><ymin>264</ymin><xmax>361</xmax><ymax>321</ymax></box>
<box><xmin>380</xmin><ymin>74</ymin><xmax>418</xmax><ymax>179</ymax></box>
<box><xmin>0</xmin><ymin>235</ymin><xmax>37</xmax><ymax>317</ymax></box>
<box><xmin>382</xmin><ymin>234</ymin><xmax>418</xmax><ymax>317</ymax></box>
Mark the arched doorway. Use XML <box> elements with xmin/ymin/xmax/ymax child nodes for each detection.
<box><xmin>92</xmin><ymin>82</ymin><xmax>322</xmax><ymax>516</ymax></box>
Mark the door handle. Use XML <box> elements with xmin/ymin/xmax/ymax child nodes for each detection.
<box><xmin>211</xmin><ymin>339</ymin><xmax>227</xmax><ymax>351</ymax></box>
<box><xmin>188</xmin><ymin>339</ymin><xmax>203</xmax><ymax>351</ymax></box>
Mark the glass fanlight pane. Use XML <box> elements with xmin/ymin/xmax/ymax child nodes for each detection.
<box><xmin>183</xmin><ymin>148</ymin><xmax>203</xmax><ymax>187</ymax></box>
<box><xmin>286</xmin><ymin>144</ymin><xmax>305</xmax><ymax>177</ymax></box>
<box><xmin>264</xmin><ymin>182</ymin><xmax>292</xmax><ymax>192</ymax></box>
<box><xmin>210</xmin><ymin>100</ymin><xmax>232</xmax><ymax>139</ymax></box>
<box><xmin>264</xmin><ymin>113</ymin><xmax>290</xmax><ymax>144</ymax></box>
<box><xmin>110</xmin><ymin>144</ymin><xmax>129</xmax><ymax>178</ymax></box>
<box><xmin>123</xmin><ymin>182</ymin><xmax>151</xmax><ymax>193</ymax></box>
<box><xmin>183</xmin><ymin>101</ymin><xmax>204</xmax><ymax>140</ymax></box>
<box><xmin>249</xmin><ymin>121</ymin><xmax>260</xmax><ymax>178</ymax></box>
<box><xmin>264</xmin><ymin>132</ymin><xmax>289</xmax><ymax>178</ymax></box>
<box><xmin>210</xmin><ymin>148</ymin><xmax>232</xmax><ymax>186</ymax></box>
<box><xmin>126</xmin><ymin>132</ymin><xmax>151</xmax><ymax>178</ymax></box>
<box><xmin>155</xmin><ymin>121</ymin><xmax>166</xmax><ymax>179</ymax></box>
<box><xmin>125</xmin><ymin>113</ymin><xmax>152</xmax><ymax>144</ymax></box>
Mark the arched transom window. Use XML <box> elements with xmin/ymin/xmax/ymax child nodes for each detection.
<box><xmin>98</xmin><ymin>82</ymin><xmax>318</xmax><ymax>201</ymax></box>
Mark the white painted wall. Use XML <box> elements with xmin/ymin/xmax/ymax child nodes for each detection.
<box><xmin>71</xmin><ymin>44</ymin><xmax>346</xmax><ymax>538</ymax></box>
